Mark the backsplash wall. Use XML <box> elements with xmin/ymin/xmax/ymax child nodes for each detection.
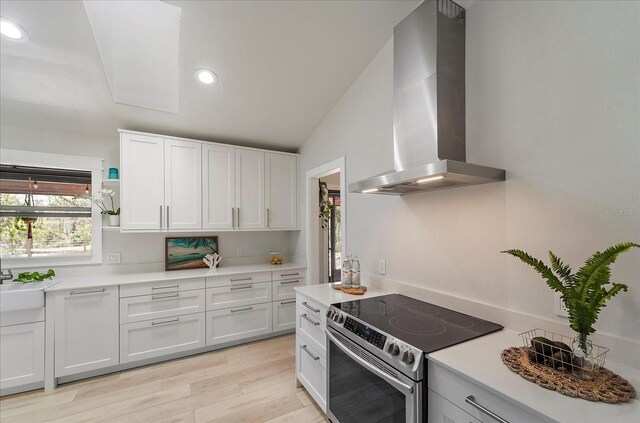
<box><xmin>293</xmin><ymin>1</ymin><xmax>640</xmax><ymax>364</ymax></box>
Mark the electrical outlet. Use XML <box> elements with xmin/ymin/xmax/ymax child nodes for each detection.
<box><xmin>378</xmin><ymin>259</ymin><xmax>386</xmax><ymax>275</ymax></box>
<box><xmin>107</xmin><ymin>252</ymin><xmax>121</xmax><ymax>264</ymax></box>
<box><xmin>554</xmin><ymin>292</ymin><xmax>569</xmax><ymax>317</ymax></box>
<box><xmin>236</xmin><ymin>247</ymin><xmax>243</xmax><ymax>257</ymax></box>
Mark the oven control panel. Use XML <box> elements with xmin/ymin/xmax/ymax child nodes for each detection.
<box><xmin>327</xmin><ymin>310</ymin><xmax>386</xmax><ymax>350</ymax></box>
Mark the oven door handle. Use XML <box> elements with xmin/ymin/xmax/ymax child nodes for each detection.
<box><xmin>326</xmin><ymin>329</ymin><xmax>414</xmax><ymax>395</ymax></box>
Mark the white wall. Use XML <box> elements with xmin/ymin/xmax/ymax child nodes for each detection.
<box><xmin>0</xmin><ymin>124</ymin><xmax>295</xmax><ymax>274</ymax></box>
<box><xmin>295</xmin><ymin>1</ymin><xmax>640</xmax><ymax>365</ymax></box>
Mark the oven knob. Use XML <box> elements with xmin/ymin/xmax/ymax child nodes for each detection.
<box><xmin>327</xmin><ymin>310</ymin><xmax>335</xmax><ymax>319</ymax></box>
<box><xmin>334</xmin><ymin>313</ymin><xmax>344</xmax><ymax>323</ymax></box>
<box><xmin>386</xmin><ymin>342</ymin><xmax>400</xmax><ymax>356</ymax></box>
<box><xmin>401</xmin><ymin>350</ymin><xmax>415</xmax><ymax>365</ymax></box>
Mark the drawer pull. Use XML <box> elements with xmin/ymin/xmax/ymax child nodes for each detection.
<box><xmin>152</xmin><ymin>285</ymin><xmax>179</xmax><ymax>290</ymax></box>
<box><xmin>281</xmin><ymin>272</ymin><xmax>300</xmax><ymax>277</ymax></box>
<box><xmin>230</xmin><ymin>306</ymin><xmax>253</xmax><ymax>313</ymax></box>
<box><xmin>151</xmin><ymin>318</ymin><xmax>180</xmax><ymax>326</ymax></box>
<box><xmin>301</xmin><ymin>314</ymin><xmax>320</xmax><ymax>326</ymax></box>
<box><xmin>301</xmin><ymin>301</ymin><xmax>320</xmax><ymax>313</ymax></box>
<box><xmin>152</xmin><ymin>293</ymin><xmax>180</xmax><ymax>300</ymax></box>
<box><xmin>70</xmin><ymin>288</ymin><xmax>106</xmax><ymax>295</ymax></box>
<box><xmin>230</xmin><ymin>277</ymin><xmax>252</xmax><ymax>282</ymax></box>
<box><xmin>279</xmin><ymin>280</ymin><xmax>300</xmax><ymax>285</ymax></box>
<box><xmin>280</xmin><ymin>300</ymin><xmax>296</xmax><ymax>305</ymax></box>
<box><xmin>301</xmin><ymin>344</ymin><xmax>320</xmax><ymax>360</ymax></box>
<box><xmin>230</xmin><ymin>284</ymin><xmax>253</xmax><ymax>290</ymax></box>
<box><xmin>465</xmin><ymin>396</ymin><xmax>509</xmax><ymax>423</ymax></box>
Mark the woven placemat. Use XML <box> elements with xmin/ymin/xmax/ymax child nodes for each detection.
<box><xmin>333</xmin><ymin>285</ymin><xmax>368</xmax><ymax>295</ymax></box>
<box><xmin>501</xmin><ymin>347</ymin><xmax>635</xmax><ymax>404</ymax></box>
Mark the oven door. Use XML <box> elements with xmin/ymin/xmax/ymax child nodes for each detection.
<box><xmin>326</xmin><ymin>327</ymin><xmax>423</xmax><ymax>423</ymax></box>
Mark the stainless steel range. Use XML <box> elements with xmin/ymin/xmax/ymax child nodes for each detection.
<box><xmin>325</xmin><ymin>294</ymin><xmax>502</xmax><ymax>423</ymax></box>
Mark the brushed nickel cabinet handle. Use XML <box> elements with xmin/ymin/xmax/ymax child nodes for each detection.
<box><xmin>160</xmin><ymin>205</ymin><xmax>163</xmax><ymax>228</ymax></box>
<box><xmin>279</xmin><ymin>280</ymin><xmax>300</xmax><ymax>285</ymax></box>
<box><xmin>301</xmin><ymin>314</ymin><xmax>320</xmax><ymax>326</ymax></box>
<box><xmin>230</xmin><ymin>306</ymin><xmax>253</xmax><ymax>313</ymax></box>
<box><xmin>237</xmin><ymin>207</ymin><xmax>240</xmax><ymax>227</ymax></box>
<box><xmin>301</xmin><ymin>345</ymin><xmax>320</xmax><ymax>360</ymax></box>
<box><xmin>465</xmin><ymin>396</ymin><xmax>509</xmax><ymax>423</ymax></box>
<box><xmin>232</xmin><ymin>207</ymin><xmax>235</xmax><ymax>228</ymax></box>
<box><xmin>151</xmin><ymin>318</ymin><xmax>179</xmax><ymax>325</ymax></box>
<box><xmin>230</xmin><ymin>284</ymin><xmax>253</xmax><ymax>290</ymax></box>
<box><xmin>152</xmin><ymin>285</ymin><xmax>179</xmax><ymax>290</ymax></box>
<box><xmin>166</xmin><ymin>206</ymin><xmax>170</xmax><ymax>228</ymax></box>
<box><xmin>280</xmin><ymin>300</ymin><xmax>296</xmax><ymax>305</ymax></box>
<box><xmin>281</xmin><ymin>272</ymin><xmax>299</xmax><ymax>277</ymax></box>
<box><xmin>301</xmin><ymin>301</ymin><xmax>320</xmax><ymax>313</ymax></box>
<box><xmin>230</xmin><ymin>277</ymin><xmax>252</xmax><ymax>282</ymax></box>
<box><xmin>267</xmin><ymin>208</ymin><xmax>270</xmax><ymax>227</ymax></box>
<box><xmin>70</xmin><ymin>288</ymin><xmax>106</xmax><ymax>295</ymax></box>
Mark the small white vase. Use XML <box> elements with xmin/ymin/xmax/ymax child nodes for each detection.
<box><xmin>109</xmin><ymin>215</ymin><xmax>120</xmax><ymax>227</ymax></box>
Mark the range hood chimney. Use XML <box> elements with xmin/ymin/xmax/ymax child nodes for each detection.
<box><xmin>349</xmin><ymin>0</ymin><xmax>505</xmax><ymax>195</ymax></box>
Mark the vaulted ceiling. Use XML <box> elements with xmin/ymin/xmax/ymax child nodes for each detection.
<box><xmin>0</xmin><ymin>0</ymin><xmax>419</xmax><ymax>151</ymax></box>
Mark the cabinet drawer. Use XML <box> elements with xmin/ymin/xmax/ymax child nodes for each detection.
<box><xmin>296</xmin><ymin>306</ymin><xmax>325</xmax><ymax>356</ymax></box>
<box><xmin>296</xmin><ymin>295</ymin><xmax>327</xmax><ymax>321</ymax></box>
<box><xmin>120</xmin><ymin>278</ymin><xmax>205</xmax><ymax>298</ymax></box>
<box><xmin>206</xmin><ymin>282</ymin><xmax>271</xmax><ymax>311</ymax></box>
<box><xmin>296</xmin><ymin>336</ymin><xmax>326</xmax><ymax>412</ymax></box>
<box><xmin>428</xmin><ymin>389</ymin><xmax>482</xmax><ymax>423</ymax></box>
<box><xmin>428</xmin><ymin>361</ymin><xmax>540</xmax><ymax>423</ymax></box>
<box><xmin>206</xmin><ymin>303</ymin><xmax>272</xmax><ymax>346</ymax></box>
<box><xmin>273</xmin><ymin>299</ymin><xmax>296</xmax><ymax>332</ymax></box>
<box><xmin>272</xmin><ymin>268</ymin><xmax>306</xmax><ymax>281</ymax></box>
<box><xmin>272</xmin><ymin>278</ymin><xmax>306</xmax><ymax>301</ymax></box>
<box><xmin>120</xmin><ymin>313</ymin><xmax>205</xmax><ymax>363</ymax></box>
<box><xmin>120</xmin><ymin>290</ymin><xmax>206</xmax><ymax>323</ymax></box>
<box><xmin>206</xmin><ymin>271</ymin><xmax>271</xmax><ymax>288</ymax></box>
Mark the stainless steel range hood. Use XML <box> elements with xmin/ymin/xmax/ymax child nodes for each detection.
<box><xmin>349</xmin><ymin>0</ymin><xmax>505</xmax><ymax>196</ymax></box>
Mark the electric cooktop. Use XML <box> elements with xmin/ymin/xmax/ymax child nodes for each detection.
<box><xmin>332</xmin><ymin>293</ymin><xmax>503</xmax><ymax>354</ymax></box>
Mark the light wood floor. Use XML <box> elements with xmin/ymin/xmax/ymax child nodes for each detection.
<box><xmin>0</xmin><ymin>334</ymin><xmax>329</xmax><ymax>423</ymax></box>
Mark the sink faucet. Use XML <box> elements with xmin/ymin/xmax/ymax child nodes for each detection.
<box><xmin>0</xmin><ymin>269</ymin><xmax>13</xmax><ymax>284</ymax></box>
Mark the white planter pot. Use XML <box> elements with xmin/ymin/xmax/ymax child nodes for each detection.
<box><xmin>108</xmin><ymin>215</ymin><xmax>120</xmax><ymax>227</ymax></box>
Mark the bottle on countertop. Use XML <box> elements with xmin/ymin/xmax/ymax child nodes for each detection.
<box><xmin>342</xmin><ymin>254</ymin><xmax>353</xmax><ymax>288</ymax></box>
<box><xmin>352</xmin><ymin>256</ymin><xmax>361</xmax><ymax>287</ymax></box>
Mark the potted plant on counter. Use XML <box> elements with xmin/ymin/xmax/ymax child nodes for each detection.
<box><xmin>93</xmin><ymin>189</ymin><xmax>120</xmax><ymax>226</ymax></box>
<box><xmin>502</xmin><ymin>242</ymin><xmax>638</xmax><ymax>377</ymax></box>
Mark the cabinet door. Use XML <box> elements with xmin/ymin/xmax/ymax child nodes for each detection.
<box><xmin>428</xmin><ymin>389</ymin><xmax>483</xmax><ymax>423</ymax></box>
<box><xmin>120</xmin><ymin>313</ymin><xmax>205</xmax><ymax>363</ymax></box>
<box><xmin>165</xmin><ymin>139</ymin><xmax>202</xmax><ymax>230</ymax></box>
<box><xmin>121</xmin><ymin>133</ymin><xmax>165</xmax><ymax>230</ymax></box>
<box><xmin>206</xmin><ymin>302</ymin><xmax>272</xmax><ymax>346</ymax></box>
<box><xmin>296</xmin><ymin>336</ymin><xmax>326</xmax><ymax>412</ymax></box>
<box><xmin>273</xmin><ymin>300</ymin><xmax>296</xmax><ymax>332</ymax></box>
<box><xmin>202</xmin><ymin>144</ymin><xmax>235</xmax><ymax>229</ymax></box>
<box><xmin>272</xmin><ymin>278</ymin><xmax>305</xmax><ymax>301</ymax></box>
<box><xmin>265</xmin><ymin>153</ymin><xmax>297</xmax><ymax>229</ymax></box>
<box><xmin>54</xmin><ymin>287</ymin><xmax>119</xmax><ymax>377</ymax></box>
<box><xmin>235</xmin><ymin>148</ymin><xmax>265</xmax><ymax>229</ymax></box>
<box><xmin>0</xmin><ymin>322</ymin><xmax>44</xmax><ymax>389</ymax></box>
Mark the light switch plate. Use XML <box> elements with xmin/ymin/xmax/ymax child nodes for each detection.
<box><xmin>554</xmin><ymin>292</ymin><xmax>569</xmax><ymax>317</ymax></box>
<box><xmin>107</xmin><ymin>252</ymin><xmax>121</xmax><ymax>264</ymax></box>
<box><xmin>378</xmin><ymin>259</ymin><xmax>386</xmax><ymax>275</ymax></box>
<box><xmin>236</xmin><ymin>247</ymin><xmax>243</xmax><ymax>257</ymax></box>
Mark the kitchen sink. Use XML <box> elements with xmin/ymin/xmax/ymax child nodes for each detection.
<box><xmin>0</xmin><ymin>280</ymin><xmax>58</xmax><ymax>312</ymax></box>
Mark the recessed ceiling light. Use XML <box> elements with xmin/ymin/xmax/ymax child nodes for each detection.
<box><xmin>0</xmin><ymin>17</ymin><xmax>29</xmax><ymax>42</ymax></box>
<box><xmin>194</xmin><ymin>69</ymin><xmax>217</xmax><ymax>85</ymax></box>
<box><xmin>416</xmin><ymin>175</ymin><xmax>444</xmax><ymax>183</ymax></box>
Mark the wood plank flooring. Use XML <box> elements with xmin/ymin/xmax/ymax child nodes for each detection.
<box><xmin>0</xmin><ymin>334</ymin><xmax>328</xmax><ymax>423</ymax></box>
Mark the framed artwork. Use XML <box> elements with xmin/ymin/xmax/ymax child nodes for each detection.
<box><xmin>165</xmin><ymin>236</ymin><xmax>218</xmax><ymax>271</ymax></box>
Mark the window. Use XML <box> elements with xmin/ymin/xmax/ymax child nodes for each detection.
<box><xmin>0</xmin><ymin>149</ymin><xmax>103</xmax><ymax>267</ymax></box>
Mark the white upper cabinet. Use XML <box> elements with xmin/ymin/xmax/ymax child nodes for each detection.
<box><xmin>235</xmin><ymin>148</ymin><xmax>265</xmax><ymax>229</ymax></box>
<box><xmin>165</xmin><ymin>139</ymin><xmax>202</xmax><ymax>230</ymax></box>
<box><xmin>120</xmin><ymin>130</ymin><xmax>298</xmax><ymax>232</ymax></box>
<box><xmin>202</xmin><ymin>144</ymin><xmax>235</xmax><ymax>229</ymax></box>
<box><xmin>121</xmin><ymin>133</ymin><xmax>165</xmax><ymax>230</ymax></box>
<box><xmin>265</xmin><ymin>152</ymin><xmax>297</xmax><ymax>229</ymax></box>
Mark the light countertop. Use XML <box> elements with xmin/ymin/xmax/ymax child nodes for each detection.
<box><xmin>45</xmin><ymin>262</ymin><xmax>307</xmax><ymax>292</ymax></box>
<box><xmin>294</xmin><ymin>283</ymin><xmax>392</xmax><ymax>307</ymax></box>
<box><xmin>428</xmin><ymin>329</ymin><xmax>639</xmax><ymax>423</ymax></box>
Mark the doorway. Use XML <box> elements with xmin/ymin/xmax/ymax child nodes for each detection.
<box><xmin>305</xmin><ymin>157</ymin><xmax>346</xmax><ymax>285</ymax></box>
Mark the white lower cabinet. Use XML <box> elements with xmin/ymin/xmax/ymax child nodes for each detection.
<box><xmin>206</xmin><ymin>282</ymin><xmax>271</xmax><ymax>311</ymax></box>
<box><xmin>272</xmin><ymin>278</ymin><xmax>305</xmax><ymax>301</ymax></box>
<box><xmin>206</xmin><ymin>302</ymin><xmax>272</xmax><ymax>346</ymax></box>
<box><xmin>296</xmin><ymin>336</ymin><xmax>326</xmax><ymax>412</ymax></box>
<box><xmin>0</xmin><ymin>322</ymin><xmax>44</xmax><ymax>390</ymax></box>
<box><xmin>296</xmin><ymin>306</ymin><xmax>325</xmax><ymax>356</ymax></box>
<box><xmin>272</xmin><ymin>300</ymin><xmax>296</xmax><ymax>331</ymax></box>
<box><xmin>428</xmin><ymin>389</ymin><xmax>482</xmax><ymax>423</ymax></box>
<box><xmin>54</xmin><ymin>286</ymin><xmax>119</xmax><ymax>377</ymax></box>
<box><xmin>120</xmin><ymin>313</ymin><xmax>205</xmax><ymax>363</ymax></box>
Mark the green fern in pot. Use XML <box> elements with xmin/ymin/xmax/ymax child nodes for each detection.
<box><xmin>501</xmin><ymin>242</ymin><xmax>638</xmax><ymax>354</ymax></box>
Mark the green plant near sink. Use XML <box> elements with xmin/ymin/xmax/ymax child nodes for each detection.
<box><xmin>502</xmin><ymin>242</ymin><xmax>638</xmax><ymax>355</ymax></box>
<box><xmin>13</xmin><ymin>269</ymin><xmax>56</xmax><ymax>283</ymax></box>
